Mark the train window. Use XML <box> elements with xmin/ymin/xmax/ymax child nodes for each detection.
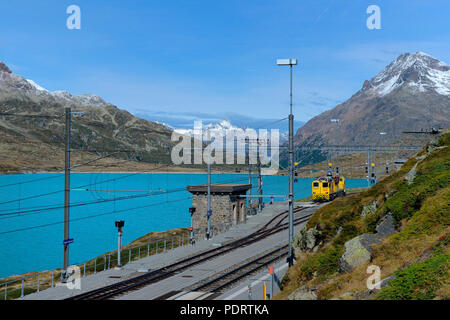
<box><xmin>322</xmin><ymin>182</ymin><xmax>328</xmax><ymax>188</ymax></box>
<box><xmin>313</xmin><ymin>182</ymin><xmax>319</xmax><ymax>187</ymax></box>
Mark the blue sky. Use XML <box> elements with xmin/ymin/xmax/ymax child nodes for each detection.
<box><xmin>0</xmin><ymin>0</ymin><xmax>449</xmax><ymax>128</ymax></box>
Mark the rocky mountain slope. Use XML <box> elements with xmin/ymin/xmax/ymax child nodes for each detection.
<box><xmin>276</xmin><ymin>131</ymin><xmax>449</xmax><ymax>300</ymax></box>
<box><xmin>0</xmin><ymin>62</ymin><xmax>175</xmax><ymax>171</ymax></box>
<box><xmin>289</xmin><ymin>52</ymin><xmax>450</xmax><ymax>166</ymax></box>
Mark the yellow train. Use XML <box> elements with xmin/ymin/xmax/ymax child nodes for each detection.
<box><xmin>312</xmin><ymin>176</ymin><xmax>346</xmax><ymax>202</ymax></box>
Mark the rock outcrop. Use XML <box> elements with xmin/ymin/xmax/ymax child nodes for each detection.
<box><xmin>361</xmin><ymin>200</ymin><xmax>378</xmax><ymax>217</ymax></box>
<box><xmin>339</xmin><ymin>213</ymin><xmax>395</xmax><ymax>273</ymax></box>
<box><xmin>293</xmin><ymin>225</ymin><xmax>322</xmax><ymax>256</ymax></box>
<box><xmin>339</xmin><ymin>234</ymin><xmax>380</xmax><ymax>273</ymax></box>
<box><xmin>287</xmin><ymin>285</ymin><xmax>318</xmax><ymax>300</ymax></box>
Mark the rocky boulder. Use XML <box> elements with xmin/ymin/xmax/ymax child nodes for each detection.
<box><xmin>339</xmin><ymin>234</ymin><xmax>381</xmax><ymax>273</ymax></box>
<box><xmin>361</xmin><ymin>200</ymin><xmax>377</xmax><ymax>217</ymax></box>
<box><xmin>375</xmin><ymin>213</ymin><xmax>396</xmax><ymax>238</ymax></box>
<box><xmin>339</xmin><ymin>213</ymin><xmax>395</xmax><ymax>273</ymax></box>
<box><xmin>404</xmin><ymin>165</ymin><xmax>417</xmax><ymax>185</ymax></box>
<box><xmin>293</xmin><ymin>225</ymin><xmax>322</xmax><ymax>255</ymax></box>
<box><xmin>355</xmin><ymin>275</ymin><xmax>396</xmax><ymax>299</ymax></box>
<box><xmin>287</xmin><ymin>286</ymin><xmax>318</xmax><ymax>300</ymax></box>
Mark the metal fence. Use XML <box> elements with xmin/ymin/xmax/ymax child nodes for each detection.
<box><xmin>0</xmin><ymin>223</ymin><xmax>232</xmax><ymax>300</ymax></box>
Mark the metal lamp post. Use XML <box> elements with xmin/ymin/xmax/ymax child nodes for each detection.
<box><xmin>331</xmin><ymin>119</ymin><xmax>340</xmax><ymax>175</ymax></box>
<box><xmin>189</xmin><ymin>207</ymin><xmax>196</xmax><ymax>245</ymax></box>
<box><xmin>379</xmin><ymin>132</ymin><xmax>388</xmax><ymax>174</ymax></box>
<box><xmin>115</xmin><ymin>220</ymin><xmax>124</xmax><ymax>267</ymax></box>
<box><xmin>205</xmin><ymin>133</ymin><xmax>212</xmax><ymax>240</ymax></box>
<box><xmin>62</xmin><ymin>107</ymin><xmax>72</xmax><ymax>283</ymax></box>
<box><xmin>277</xmin><ymin>58</ymin><xmax>297</xmax><ymax>267</ymax></box>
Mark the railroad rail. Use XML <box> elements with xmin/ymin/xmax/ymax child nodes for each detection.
<box><xmin>166</xmin><ymin>244</ymin><xmax>288</xmax><ymax>300</ymax></box>
<box><xmin>67</xmin><ymin>204</ymin><xmax>317</xmax><ymax>300</ymax></box>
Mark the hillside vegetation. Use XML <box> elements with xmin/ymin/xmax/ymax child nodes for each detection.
<box><xmin>276</xmin><ymin>131</ymin><xmax>449</xmax><ymax>300</ymax></box>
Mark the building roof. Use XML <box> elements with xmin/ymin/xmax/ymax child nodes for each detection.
<box><xmin>186</xmin><ymin>183</ymin><xmax>252</xmax><ymax>195</ymax></box>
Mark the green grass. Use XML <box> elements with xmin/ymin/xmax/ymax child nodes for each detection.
<box><xmin>382</xmin><ymin>145</ymin><xmax>450</xmax><ymax>224</ymax></box>
<box><xmin>377</xmin><ymin>251</ymin><xmax>449</xmax><ymax>300</ymax></box>
<box><xmin>276</xmin><ymin>132</ymin><xmax>450</xmax><ymax>300</ymax></box>
<box><xmin>298</xmin><ymin>245</ymin><xmax>344</xmax><ymax>281</ymax></box>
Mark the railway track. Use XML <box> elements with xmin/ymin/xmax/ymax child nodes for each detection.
<box><xmin>67</xmin><ymin>204</ymin><xmax>317</xmax><ymax>300</ymax></box>
<box><xmin>168</xmin><ymin>245</ymin><xmax>288</xmax><ymax>300</ymax></box>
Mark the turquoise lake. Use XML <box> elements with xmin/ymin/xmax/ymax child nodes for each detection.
<box><xmin>0</xmin><ymin>173</ymin><xmax>367</xmax><ymax>278</ymax></box>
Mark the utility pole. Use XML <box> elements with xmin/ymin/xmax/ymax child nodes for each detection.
<box><xmin>367</xmin><ymin>149</ymin><xmax>370</xmax><ymax>188</ymax></box>
<box><xmin>277</xmin><ymin>58</ymin><xmax>297</xmax><ymax>267</ymax></box>
<box><xmin>115</xmin><ymin>220</ymin><xmax>124</xmax><ymax>267</ymax></box>
<box><xmin>62</xmin><ymin>107</ymin><xmax>71</xmax><ymax>282</ymax></box>
<box><xmin>189</xmin><ymin>207</ymin><xmax>196</xmax><ymax>245</ymax></box>
<box><xmin>257</xmin><ymin>138</ymin><xmax>263</xmax><ymax>212</ymax></box>
<box><xmin>248</xmin><ymin>163</ymin><xmax>252</xmax><ymax>206</ymax></box>
<box><xmin>288</xmin><ymin>63</ymin><xmax>294</xmax><ymax>267</ymax></box>
<box><xmin>331</xmin><ymin>119</ymin><xmax>340</xmax><ymax>175</ymax></box>
<box><xmin>205</xmin><ymin>129</ymin><xmax>212</xmax><ymax>240</ymax></box>
<box><xmin>247</xmin><ymin>140</ymin><xmax>252</xmax><ymax>208</ymax></box>
<box><xmin>206</xmin><ymin>155</ymin><xmax>211</xmax><ymax>239</ymax></box>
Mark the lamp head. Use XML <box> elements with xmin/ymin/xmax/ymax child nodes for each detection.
<box><xmin>277</xmin><ymin>59</ymin><xmax>298</xmax><ymax>66</ymax></box>
<box><xmin>115</xmin><ymin>220</ymin><xmax>124</xmax><ymax>228</ymax></box>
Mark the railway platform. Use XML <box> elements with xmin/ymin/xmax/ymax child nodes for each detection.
<box><xmin>22</xmin><ymin>201</ymin><xmax>319</xmax><ymax>300</ymax></box>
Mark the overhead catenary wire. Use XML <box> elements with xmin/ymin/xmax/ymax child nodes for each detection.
<box><xmin>0</xmin><ymin>165</ymin><xmax>172</xmax><ymax>206</ymax></box>
<box><xmin>0</xmin><ymin>174</ymin><xmax>250</xmax><ymax>218</ymax></box>
<box><xmin>0</xmin><ymin>174</ymin><xmax>64</xmax><ymax>189</ymax></box>
<box><xmin>0</xmin><ymin>196</ymin><xmax>192</xmax><ymax>236</ymax></box>
<box><xmin>0</xmin><ymin>174</ymin><xmax>253</xmax><ymax>232</ymax></box>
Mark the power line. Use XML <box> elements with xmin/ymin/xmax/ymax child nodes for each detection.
<box><xmin>0</xmin><ymin>169</ymin><xmax>158</xmax><ymax>206</ymax></box>
<box><xmin>0</xmin><ymin>112</ymin><xmax>61</xmax><ymax>118</ymax></box>
<box><xmin>0</xmin><ymin>175</ymin><xmax>258</xmax><ymax>233</ymax></box>
<box><xmin>0</xmin><ymin>196</ymin><xmax>192</xmax><ymax>236</ymax></box>
<box><xmin>0</xmin><ymin>192</ymin><xmax>152</xmax><ymax>217</ymax></box>
<box><xmin>0</xmin><ymin>174</ymin><xmax>64</xmax><ymax>189</ymax></box>
<box><xmin>0</xmin><ymin>174</ymin><xmax>249</xmax><ymax>218</ymax></box>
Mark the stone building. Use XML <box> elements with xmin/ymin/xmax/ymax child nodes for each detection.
<box><xmin>186</xmin><ymin>184</ymin><xmax>252</xmax><ymax>231</ymax></box>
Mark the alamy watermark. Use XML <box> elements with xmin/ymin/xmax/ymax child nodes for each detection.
<box><xmin>66</xmin><ymin>5</ymin><xmax>81</xmax><ymax>30</ymax></box>
<box><xmin>366</xmin><ymin>264</ymin><xmax>381</xmax><ymax>290</ymax></box>
<box><xmin>56</xmin><ymin>265</ymin><xmax>81</xmax><ymax>290</ymax></box>
<box><xmin>366</xmin><ymin>5</ymin><xmax>381</xmax><ymax>30</ymax></box>
<box><xmin>171</xmin><ymin>121</ymin><xmax>280</xmax><ymax>174</ymax></box>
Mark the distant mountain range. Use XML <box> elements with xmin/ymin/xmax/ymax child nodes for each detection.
<box><xmin>286</xmin><ymin>52</ymin><xmax>450</xmax><ymax>166</ymax></box>
<box><xmin>174</xmin><ymin>119</ymin><xmax>294</xmax><ymax>144</ymax></box>
<box><xmin>0</xmin><ymin>61</ymin><xmax>296</xmax><ymax>170</ymax></box>
<box><xmin>0</xmin><ymin>62</ymin><xmax>174</xmax><ymax>165</ymax></box>
<box><xmin>1</xmin><ymin>52</ymin><xmax>449</xmax><ymax>172</ymax></box>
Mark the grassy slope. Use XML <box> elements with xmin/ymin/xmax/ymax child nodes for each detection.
<box><xmin>276</xmin><ymin>132</ymin><xmax>450</xmax><ymax>300</ymax></box>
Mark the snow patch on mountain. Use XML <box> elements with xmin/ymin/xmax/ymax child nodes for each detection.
<box><xmin>51</xmin><ymin>91</ymin><xmax>109</xmax><ymax>107</ymax></box>
<box><xmin>365</xmin><ymin>52</ymin><xmax>450</xmax><ymax>97</ymax></box>
<box><xmin>26</xmin><ymin>79</ymin><xmax>48</xmax><ymax>92</ymax></box>
<box><xmin>174</xmin><ymin>120</ymin><xmax>243</xmax><ymax>136</ymax></box>
<box><xmin>427</xmin><ymin>67</ymin><xmax>450</xmax><ymax>95</ymax></box>
<box><xmin>0</xmin><ymin>62</ymin><xmax>111</xmax><ymax>107</ymax></box>
<box><xmin>175</xmin><ymin>119</ymin><xmax>289</xmax><ymax>143</ymax></box>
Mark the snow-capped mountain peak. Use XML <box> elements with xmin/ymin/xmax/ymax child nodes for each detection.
<box><xmin>175</xmin><ymin>120</ymin><xmax>243</xmax><ymax>136</ymax></box>
<box><xmin>363</xmin><ymin>52</ymin><xmax>450</xmax><ymax>96</ymax></box>
<box><xmin>0</xmin><ymin>62</ymin><xmax>110</xmax><ymax>107</ymax></box>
